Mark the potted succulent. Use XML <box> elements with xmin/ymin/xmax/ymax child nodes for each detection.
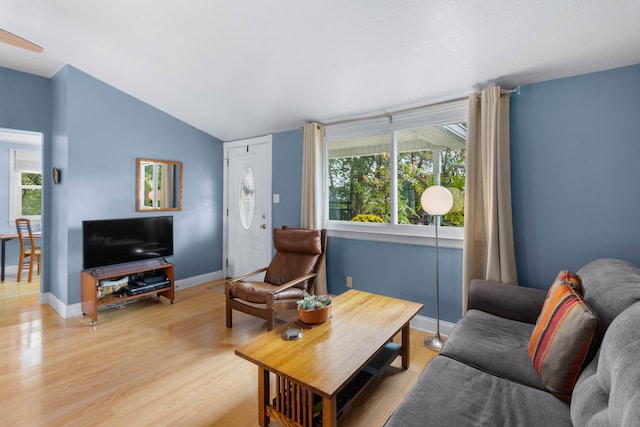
<box><xmin>297</xmin><ymin>292</ymin><xmax>333</xmax><ymax>324</ymax></box>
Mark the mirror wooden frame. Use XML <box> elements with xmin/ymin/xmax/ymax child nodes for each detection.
<box><xmin>136</xmin><ymin>158</ymin><xmax>183</xmax><ymax>211</ymax></box>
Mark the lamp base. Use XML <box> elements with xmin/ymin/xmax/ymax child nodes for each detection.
<box><xmin>424</xmin><ymin>333</ymin><xmax>447</xmax><ymax>351</ymax></box>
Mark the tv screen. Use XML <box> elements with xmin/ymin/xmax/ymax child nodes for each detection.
<box><xmin>82</xmin><ymin>216</ymin><xmax>173</xmax><ymax>270</ymax></box>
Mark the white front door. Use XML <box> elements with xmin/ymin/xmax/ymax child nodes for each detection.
<box><xmin>224</xmin><ymin>135</ymin><xmax>272</xmax><ymax>279</ymax></box>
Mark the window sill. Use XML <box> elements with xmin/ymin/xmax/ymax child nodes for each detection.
<box><xmin>326</xmin><ymin>221</ymin><xmax>463</xmax><ymax>249</ymax></box>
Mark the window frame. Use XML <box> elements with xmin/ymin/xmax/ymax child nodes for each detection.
<box><xmin>323</xmin><ymin>100</ymin><xmax>467</xmax><ymax>249</ymax></box>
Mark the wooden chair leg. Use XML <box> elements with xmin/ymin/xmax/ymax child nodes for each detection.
<box><xmin>17</xmin><ymin>253</ymin><xmax>24</xmax><ymax>282</ymax></box>
<box><xmin>28</xmin><ymin>255</ymin><xmax>34</xmax><ymax>282</ymax></box>
<box><xmin>225</xmin><ymin>298</ymin><xmax>233</xmax><ymax>328</ymax></box>
<box><xmin>266</xmin><ymin>310</ymin><xmax>275</xmax><ymax>331</ymax></box>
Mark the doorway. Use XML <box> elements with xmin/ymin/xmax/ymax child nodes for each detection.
<box><xmin>0</xmin><ymin>128</ymin><xmax>44</xmax><ymax>295</ymax></box>
<box><xmin>223</xmin><ymin>135</ymin><xmax>272</xmax><ymax>279</ymax></box>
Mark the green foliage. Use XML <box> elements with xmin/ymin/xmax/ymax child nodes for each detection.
<box><xmin>297</xmin><ymin>292</ymin><xmax>333</xmax><ymax>310</ymax></box>
<box><xmin>21</xmin><ymin>189</ymin><xmax>41</xmax><ymax>215</ymax></box>
<box><xmin>443</xmin><ymin>210</ymin><xmax>464</xmax><ymax>227</ymax></box>
<box><xmin>20</xmin><ymin>173</ymin><xmax>42</xmax><ymax>215</ymax></box>
<box><xmin>351</xmin><ymin>213</ymin><xmax>384</xmax><ymax>223</ymax></box>
<box><xmin>354</xmin><ymin>155</ymin><xmax>391</xmax><ymax>222</ymax></box>
<box><xmin>328</xmin><ymin>125</ymin><xmax>467</xmax><ymax>226</ymax></box>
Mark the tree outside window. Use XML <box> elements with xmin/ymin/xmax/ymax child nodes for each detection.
<box><xmin>20</xmin><ymin>172</ymin><xmax>42</xmax><ymax>216</ymax></box>
<box><xmin>328</xmin><ymin>122</ymin><xmax>467</xmax><ymax>227</ymax></box>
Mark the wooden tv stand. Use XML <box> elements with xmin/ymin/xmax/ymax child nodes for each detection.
<box><xmin>80</xmin><ymin>259</ymin><xmax>174</xmax><ymax>326</ymax></box>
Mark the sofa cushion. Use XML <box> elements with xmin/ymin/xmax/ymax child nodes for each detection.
<box><xmin>440</xmin><ymin>309</ymin><xmax>546</xmax><ymax>391</ymax></box>
<box><xmin>571</xmin><ymin>302</ymin><xmax>640</xmax><ymax>426</ymax></box>
<box><xmin>577</xmin><ymin>258</ymin><xmax>640</xmax><ymax>329</ymax></box>
<box><xmin>385</xmin><ymin>356</ymin><xmax>572</xmax><ymax>427</ymax></box>
<box><xmin>528</xmin><ymin>281</ymin><xmax>598</xmax><ymax>399</ymax></box>
<box><xmin>467</xmin><ymin>279</ymin><xmax>547</xmax><ymax>324</ymax></box>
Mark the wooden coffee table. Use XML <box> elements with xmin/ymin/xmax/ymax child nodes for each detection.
<box><xmin>235</xmin><ymin>289</ymin><xmax>423</xmax><ymax>427</ymax></box>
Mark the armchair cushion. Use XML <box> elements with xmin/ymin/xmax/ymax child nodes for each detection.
<box><xmin>272</xmin><ymin>228</ymin><xmax>322</xmax><ymax>254</ymax></box>
<box><xmin>229</xmin><ymin>281</ymin><xmax>305</xmax><ymax>303</ymax></box>
<box><xmin>264</xmin><ymin>228</ymin><xmax>322</xmax><ymax>289</ymax></box>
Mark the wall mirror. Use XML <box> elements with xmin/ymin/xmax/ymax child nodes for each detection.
<box><xmin>136</xmin><ymin>158</ymin><xmax>183</xmax><ymax>211</ymax></box>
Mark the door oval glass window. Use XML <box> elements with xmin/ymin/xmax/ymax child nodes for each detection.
<box><xmin>239</xmin><ymin>167</ymin><xmax>255</xmax><ymax>229</ymax></box>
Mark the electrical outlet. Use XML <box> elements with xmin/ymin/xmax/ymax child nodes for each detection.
<box><xmin>346</xmin><ymin>276</ymin><xmax>353</xmax><ymax>288</ymax></box>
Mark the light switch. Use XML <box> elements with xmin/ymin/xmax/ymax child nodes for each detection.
<box><xmin>273</xmin><ymin>194</ymin><xmax>280</xmax><ymax>203</ymax></box>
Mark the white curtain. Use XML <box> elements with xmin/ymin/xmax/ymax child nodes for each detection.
<box><xmin>301</xmin><ymin>122</ymin><xmax>328</xmax><ymax>295</ymax></box>
<box><xmin>462</xmin><ymin>86</ymin><xmax>518</xmax><ymax>313</ymax></box>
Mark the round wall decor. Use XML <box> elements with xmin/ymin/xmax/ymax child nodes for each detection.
<box><xmin>52</xmin><ymin>167</ymin><xmax>61</xmax><ymax>184</ymax></box>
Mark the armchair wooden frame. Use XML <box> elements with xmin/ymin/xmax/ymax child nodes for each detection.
<box><xmin>225</xmin><ymin>228</ymin><xmax>327</xmax><ymax>331</ymax></box>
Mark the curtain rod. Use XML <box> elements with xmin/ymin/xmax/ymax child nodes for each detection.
<box><xmin>303</xmin><ymin>88</ymin><xmax>517</xmax><ymax>130</ymax></box>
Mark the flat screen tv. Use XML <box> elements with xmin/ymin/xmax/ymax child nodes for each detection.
<box><xmin>82</xmin><ymin>216</ymin><xmax>173</xmax><ymax>270</ymax></box>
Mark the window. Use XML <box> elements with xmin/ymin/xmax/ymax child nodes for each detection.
<box><xmin>10</xmin><ymin>149</ymin><xmax>42</xmax><ymax>221</ymax></box>
<box><xmin>324</xmin><ymin>100</ymin><xmax>467</xmax><ymax>245</ymax></box>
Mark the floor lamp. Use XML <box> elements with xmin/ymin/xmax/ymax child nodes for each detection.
<box><xmin>421</xmin><ymin>185</ymin><xmax>454</xmax><ymax>351</ymax></box>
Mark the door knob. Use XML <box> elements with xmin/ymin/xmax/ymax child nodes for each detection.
<box><xmin>260</xmin><ymin>224</ymin><xmax>267</xmax><ymax>229</ymax></box>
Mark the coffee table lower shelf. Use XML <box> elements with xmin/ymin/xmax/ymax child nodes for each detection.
<box><xmin>267</xmin><ymin>342</ymin><xmax>401</xmax><ymax>426</ymax></box>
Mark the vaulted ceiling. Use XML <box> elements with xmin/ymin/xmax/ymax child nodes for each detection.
<box><xmin>1</xmin><ymin>1</ymin><xmax>639</xmax><ymax>141</ymax></box>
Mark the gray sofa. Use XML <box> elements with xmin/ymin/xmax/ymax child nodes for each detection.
<box><xmin>385</xmin><ymin>258</ymin><xmax>640</xmax><ymax>426</ymax></box>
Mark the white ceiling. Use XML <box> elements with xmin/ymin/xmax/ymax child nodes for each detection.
<box><xmin>1</xmin><ymin>1</ymin><xmax>639</xmax><ymax>142</ymax></box>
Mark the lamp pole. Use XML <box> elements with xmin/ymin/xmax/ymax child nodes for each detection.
<box><xmin>424</xmin><ymin>212</ymin><xmax>444</xmax><ymax>350</ymax></box>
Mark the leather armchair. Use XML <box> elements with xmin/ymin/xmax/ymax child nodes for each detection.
<box><xmin>225</xmin><ymin>227</ymin><xmax>327</xmax><ymax>331</ymax></box>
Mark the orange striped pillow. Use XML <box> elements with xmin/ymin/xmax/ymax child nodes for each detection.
<box><xmin>528</xmin><ymin>277</ymin><xmax>598</xmax><ymax>400</ymax></box>
<box><xmin>553</xmin><ymin>270</ymin><xmax>583</xmax><ymax>293</ymax></box>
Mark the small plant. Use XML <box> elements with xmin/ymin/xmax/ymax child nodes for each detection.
<box><xmin>297</xmin><ymin>292</ymin><xmax>332</xmax><ymax>310</ymax></box>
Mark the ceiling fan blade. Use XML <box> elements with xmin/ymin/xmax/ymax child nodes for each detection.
<box><xmin>0</xmin><ymin>28</ymin><xmax>43</xmax><ymax>53</ymax></box>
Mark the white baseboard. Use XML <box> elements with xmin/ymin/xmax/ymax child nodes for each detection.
<box><xmin>410</xmin><ymin>314</ymin><xmax>456</xmax><ymax>337</ymax></box>
<box><xmin>174</xmin><ymin>270</ymin><xmax>223</xmax><ymax>290</ymax></box>
<box><xmin>4</xmin><ymin>265</ymin><xmax>18</xmax><ymax>276</ymax></box>
<box><xmin>41</xmin><ymin>292</ymin><xmax>83</xmax><ymax>319</ymax></box>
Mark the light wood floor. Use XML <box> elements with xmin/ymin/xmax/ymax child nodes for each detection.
<box><xmin>0</xmin><ymin>276</ymin><xmax>437</xmax><ymax>426</ymax></box>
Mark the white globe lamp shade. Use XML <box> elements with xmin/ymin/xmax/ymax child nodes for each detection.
<box><xmin>421</xmin><ymin>185</ymin><xmax>454</xmax><ymax>216</ymax></box>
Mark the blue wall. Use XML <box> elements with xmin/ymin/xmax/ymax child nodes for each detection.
<box><xmin>510</xmin><ymin>64</ymin><xmax>640</xmax><ymax>289</ymax></box>
<box><xmin>0</xmin><ymin>67</ymin><xmax>52</xmax><ymax>132</ymax></box>
<box><xmin>327</xmin><ymin>238</ymin><xmax>463</xmax><ymax>323</ymax></box>
<box><xmin>272</xmin><ymin>129</ymin><xmax>303</xmax><ymax>229</ymax></box>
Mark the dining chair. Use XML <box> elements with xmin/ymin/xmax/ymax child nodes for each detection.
<box><xmin>15</xmin><ymin>218</ymin><xmax>41</xmax><ymax>282</ymax></box>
